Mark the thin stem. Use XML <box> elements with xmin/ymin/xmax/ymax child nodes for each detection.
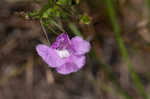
<box><xmin>68</xmin><ymin>22</ymin><xmax>83</xmax><ymax>37</ymax></box>
<box><xmin>104</xmin><ymin>0</ymin><xmax>148</xmax><ymax>99</ymax></box>
<box><xmin>40</xmin><ymin>19</ymin><xmax>51</xmax><ymax>45</ymax></box>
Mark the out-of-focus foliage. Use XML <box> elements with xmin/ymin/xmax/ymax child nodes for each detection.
<box><xmin>28</xmin><ymin>0</ymin><xmax>86</xmax><ymax>34</ymax></box>
<box><xmin>56</xmin><ymin>0</ymin><xmax>71</xmax><ymax>6</ymax></box>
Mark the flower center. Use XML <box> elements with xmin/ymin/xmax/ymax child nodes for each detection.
<box><xmin>56</xmin><ymin>49</ymin><xmax>70</xmax><ymax>58</ymax></box>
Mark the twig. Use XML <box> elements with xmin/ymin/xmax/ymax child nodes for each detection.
<box><xmin>40</xmin><ymin>19</ymin><xmax>51</xmax><ymax>45</ymax></box>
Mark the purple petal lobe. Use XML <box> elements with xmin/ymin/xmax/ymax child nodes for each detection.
<box><xmin>36</xmin><ymin>44</ymin><xmax>65</xmax><ymax>67</ymax></box>
<box><xmin>71</xmin><ymin>36</ymin><xmax>90</xmax><ymax>55</ymax></box>
<box><xmin>51</xmin><ymin>33</ymin><xmax>71</xmax><ymax>49</ymax></box>
<box><xmin>56</xmin><ymin>55</ymin><xmax>85</xmax><ymax>75</ymax></box>
<box><xmin>56</xmin><ymin>63</ymin><xmax>78</xmax><ymax>75</ymax></box>
<box><xmin>67</xmin><ymin>55</ymin><xmax>86</xmax><ymax>68</ymax></box>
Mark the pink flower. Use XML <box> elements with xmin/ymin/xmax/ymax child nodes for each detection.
<box><xmin>36</xmin><ymin>33</ymin><xmax>90</xmax><ymax>75</ymax></box>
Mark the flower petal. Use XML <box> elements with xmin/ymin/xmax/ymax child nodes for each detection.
<box><xmin>68</xmin><ymin>55</ymin><xmax>86</xmax><ymax>69</ymax></box>
<box><xmin>36</xmin><ymin>44</ymin><xmax>65</xmax><ymax>67</ymax></box>
<box><xmin>56</xmin><ymin>55</ymin><xmax>85</xmax><ymax>75</ymax></box>
<box><xmin>51</xmin><ymin>33</ymin><xmax>71</xmax><ymax>49</ymax></box>
<box><xmin>56</xmin><ymin>63</ymin><xmax>78</xmax><ymax>75</ymax></box>
<box><xmin>71</xmin><ymin>36</ymin><xmax>90</xmax><ymax>55</ymax></box>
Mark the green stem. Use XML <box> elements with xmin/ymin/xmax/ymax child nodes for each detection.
<box><xmin>104</xmin><ymin>0</ymin><xmax>147</xmax><ymax>99</ymax></box>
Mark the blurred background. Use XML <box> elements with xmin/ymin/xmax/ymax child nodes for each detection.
<box><xmin>0</xmin><ymin>0</ymin><xmax>150</xmax><ymax>99</ymax></box>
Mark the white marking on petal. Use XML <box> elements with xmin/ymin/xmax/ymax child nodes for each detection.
<box><xmin>56</xmin><ymin>49</ymin><xmax>70</xmax><ymax>58</ymax></box>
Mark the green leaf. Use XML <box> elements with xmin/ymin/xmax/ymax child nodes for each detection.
<box><xmin>39</xmin><ymin>1</ymin><xmax>54</xmax><ymax>18</ymax></box>
<box><xmin>28</xmin><ymin>11</ymin><xmax>40</xmax><ymax>19</ymax></box>
<box><xmin>42</xmin><ymin>6</ymin><xmax>61</xmax><ymax>18</ymax></box>
<box><xmin>56</xmin><ymin>0</ymin><xmax>71</xmax><ymax>6</ymax></box>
